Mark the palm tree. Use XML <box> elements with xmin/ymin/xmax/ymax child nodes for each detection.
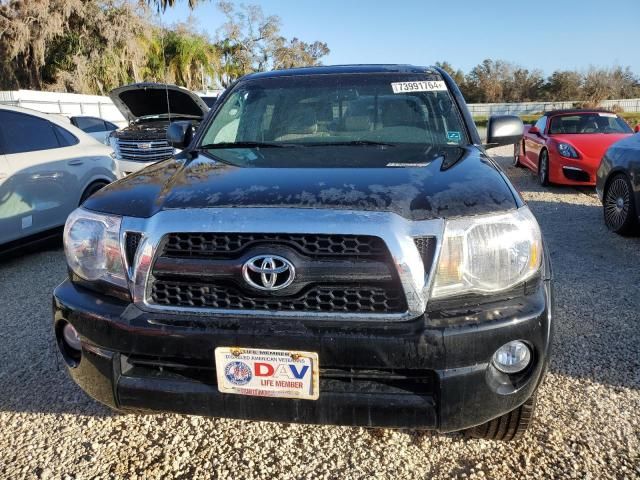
<box><xmin>144</xmin><ymin>0</ymin><xmax>201</xmax><ymax>13</ymax></box>
<box><xmin>153</xmin><ymin>29</ymin><xmax>219</xmax><ymax>90</ymax></box>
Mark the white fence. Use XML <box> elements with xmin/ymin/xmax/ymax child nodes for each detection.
<box><xmin>0</xmin><ymin>90</ymin><xmax>126</xmax><ymax>124</ymax></box>
<box><xmin>467</xmin><ymin>98</ymin><xmax>640</xmax><ymax>117</ymax></box>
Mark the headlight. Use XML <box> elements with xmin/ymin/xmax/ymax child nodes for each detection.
<box><xmin>557</xmin><ymin>142</ymin><xmax>579</xmax><ymax>159</ymax></box>
<box><xmin>63</xmin><ymin>208</ymin><xmax>127</xmax><ymax>288</ymax></box>
<box><xmin>431</xmin><ymin>207</ymin><xmax>542</xmax><ymax>299</ymax></box>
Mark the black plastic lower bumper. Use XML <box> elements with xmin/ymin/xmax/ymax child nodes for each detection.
<box><xmin>53</xmin><ymin>277</ymin><xmax>553</xmax><ymax>432</ymax></box>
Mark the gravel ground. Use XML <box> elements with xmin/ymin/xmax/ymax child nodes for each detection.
<box><xmin>0</xmin><ymin>145</ymin><xmax>639</xmax><ymax>479</ymax></box>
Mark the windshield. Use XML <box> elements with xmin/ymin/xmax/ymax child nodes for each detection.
<box><xmin>199</xmin><ymin>73</ymin><xmax>469</xmax><ymax>165</ymax></box>
<box><xmin>548</xmin><ymin>113</ymin><xmax>633</xmax><ymax>135</ymax></box>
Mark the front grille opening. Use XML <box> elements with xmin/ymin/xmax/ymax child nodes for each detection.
<box><xmin>125</xmin><ymin>232</ymin><xmax>142</xmax><ymax>268</ymax></box>
<box><xmin>151</xmin><ymin>281</ymin><xmax>407</xmax><ymax>313</ymax></box>
<box><xmin>121</xmin><ymin>355</ymin><xmax>436</xmax><ymax>395</ymax></box>
<box><xmin>116</xmin><ymin>139</ymin><xmax>174</xmax><ymax>163</ymax></box>
<box><xmin>414</xmin><ymin>236</ymin><xmax>437</xmax><ymax>273</ymax></box>
<box><xmin>562</xmin><ymin>167</ymin><xmax>590</xmax><ymax>182</ymax></box>
<box><xmin>162</xmin><ymin>233</ymin><xmax>389</xmax><ymax>259</ymax></box>
<box><xmin>320</xmin><ymin>367</ymin><xmax>436</xmax><ymax>395</ymax></box>
<box><xmin>148</xmin><ymin>232</ymin><xmax>408</xmax><ymax>315</ymax></box>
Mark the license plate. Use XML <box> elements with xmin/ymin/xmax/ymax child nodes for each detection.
<box><xmin>214</xmin><ymin>347</ymin><xmax>319</xmax><ymax>400</ymax></box>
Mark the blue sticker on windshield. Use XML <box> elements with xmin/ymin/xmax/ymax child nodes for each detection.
<box><xmin>447</xmin><ymin>131</ymin><xmax>462</xmax><ymax>142</ymax></box>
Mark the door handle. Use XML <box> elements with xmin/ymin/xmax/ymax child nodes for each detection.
<box><xmin>68</xmin><ymin>160</ymin><xmax>84</xmax><ymax>166</ymax></box>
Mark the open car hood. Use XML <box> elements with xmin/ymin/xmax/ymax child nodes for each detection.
<box><xmin>109</xmin><ymin>83</ymin><xmax>209</xmax><ymax>122</ymax></box>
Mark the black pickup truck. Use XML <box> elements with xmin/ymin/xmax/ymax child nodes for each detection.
<box><xmin>54</xmin><ymin>65</ymin><xmax>553</xmax><ymax>441</ymax></box>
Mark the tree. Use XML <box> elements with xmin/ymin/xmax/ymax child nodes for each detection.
<box><xmin>544</xmin><ymin>70</ymin><xmax>583</xmax><ymax>101</ymax></box>
<box><xmin>272</xmin><ymin>38</ymin><xmax>329</xmax><ymax>70</ymax></box>
<box><xmin>143</xmin><ymin>0</ymin><xmax>200</xmax><ymax>13</ymax></box>
<box><xmin>434</xmin><ymin>61</ymin><xmax>465</xmax><ymax>87</ymax></box>
<box><xmin>216</xmin><ymin>1</ymin><xmax>281</xmax><ymax>76</ymax></box>
<box><xmin>214</xmin><ymin>1</ymin><xmax>329</xmax><ymax>84</ymax></box>
<box><xmin>465</xmin><ymin>59</ymin><xmax>512</xmax><ymax>103</ymax></box>
<box><xmin>582</xmin><ymin>66</ymin><xmax>640</xmax><ymax>104</ymax></box>
<box><xmin>0</xmin><ymin>0</ymin><xmax>332</xmax><ymax>93</ymax></box>
<box><xmin>161</xmin><ymin>28</ymin><xmax>219</xmax><ymax>90</ymax></box>
<box><xmin>504</xmin><ymin>68</ymin><xmax>545</xmax><ymax>102</ymax></box>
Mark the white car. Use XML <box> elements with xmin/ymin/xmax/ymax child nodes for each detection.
<box><xmin>0</xmin><ymin>105</ymin><xmax>118</xmax><ymax>250</ymax></box>
<box><xmin>108</xmin><ymin>83</ymin><xmax>209</xmax><ymax>175</ymax></box>
<box><xmin>69</xmin><ymin>116</ymin><xmax>120</xmax><ymax>144</ymax></box>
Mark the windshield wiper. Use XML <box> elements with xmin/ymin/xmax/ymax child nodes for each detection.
<box><xmin>302</xmin><ymin>140</ymin><xmax>396</xmax><ymax>147</ymax></box>
<box><xmin>200</xmin><ymin>141</ymin><xmax>291</xmax><ymax>149</ymax></box>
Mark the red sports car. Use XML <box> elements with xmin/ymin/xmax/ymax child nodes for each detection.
<box><xmin>514</xmin><ymin>109</ymin><xmax>634</xmax><ymax>186</ymax></box>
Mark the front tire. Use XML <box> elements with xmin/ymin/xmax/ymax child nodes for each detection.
<box><xmin>538</xmin><ymin>150</ymin><xmax>550</xmax><ymax>186</ymax></box>
<box><xmin>604</xmin><ymin>174</ymin><xmax>638</xmax><ymax>235</ymax></box>
<box><xmin>513</xmin><ymin>141</ymin><xmax>523</xmax><ymax>167</ymax></box>
<box><xmin>465</xmin><ymin>395</ymin><xmax>537</xmax><ymax>441</ymax></box>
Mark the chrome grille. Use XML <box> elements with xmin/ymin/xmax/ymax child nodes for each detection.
<box><xmin>151</xmin><ymin>281</ymin><xmax>406</xmax><ymax>313</ymax></box>
<box><xmin>162</xmin><ymin>233</ymin><xmax>389</xmax><ymax>258</ymax></box>
<box><xmin>116</xmin><ymin>139</ymin><xmax>174</xmax><ymax>163</ymax></box>
<box><xmin>147</xmin><ymin>232</ymin><xmax>411</xmax><ymax>315</ymax></box>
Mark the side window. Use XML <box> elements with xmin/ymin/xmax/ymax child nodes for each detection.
<box><xmin>0</xmin><ymin>110</ymin><xmax>60</xmax><ymax>154</ymax></box>
<box><xmin>53</xmin><ymin>125</ymin><xmax>79</xmax><ymax>147</ymax></box>
<box><xmin>74</xmin><ymin>117</ymin><xmax>107</xmax><ymax>133</ymax></box>
<box><xmin>104</xmin><ymin>121</ymin><xmax>118</xmax><ymax>131</ymax></box>
<box><xmin>535</xmin><ymin>116</ymin><xmax>547</xmax><ymax>133</ymax></box>
<box><xmin>203</xmin><ymin>94</ymin><xmax>244</xmax><ymax>144</ymax></box>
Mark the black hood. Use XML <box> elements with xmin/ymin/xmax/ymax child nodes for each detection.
<box><xmin>109</xmin><ymin>83</ymin><xmax>209</xmax><ymax>122</ymax></box>
<box><xmin>84</xmin><ymin>146</ymin><xmax>520</xmax><ymax>220</ymax></box>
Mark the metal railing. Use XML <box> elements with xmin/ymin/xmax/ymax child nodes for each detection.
<box><xmin>0</xmin><ymin>98</ymin><xmax>125</xmax><ymax>124</ymax></box>
<box><xmin>467</xmin><ymin>98</ymin><xmax>640</xmax><ymax>117</ymax></box>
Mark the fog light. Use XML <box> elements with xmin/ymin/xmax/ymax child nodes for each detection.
<box><xmin>492</xmin><ymin>341</ymin><xmax>531</xmax><ymax>374</ymax></box>
<box><xmin>62</xmin><ymin>323</ymin><xmax>82</xmax><ymax>351</ymax></box>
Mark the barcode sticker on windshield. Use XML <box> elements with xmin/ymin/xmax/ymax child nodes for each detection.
<box><xmin>391</xmin><ymin>81</ymin><xmax>447</xmax><ymax>94</ymax></box>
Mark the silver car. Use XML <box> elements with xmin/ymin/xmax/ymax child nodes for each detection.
<box><xmin>0</xmin><ymin>105</ymin><xmax>118</xmax><ymax>249</ymax></box>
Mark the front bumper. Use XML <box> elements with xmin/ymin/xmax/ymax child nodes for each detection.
<box><xmin>53</xmin><ymin>277</ymin><xmax>553</xmax><ymax>432</ymax></box>
<box><xmin>549</xmin><ymin>152</ymin><xmax>598</xmax><ymax>186</ymax></box>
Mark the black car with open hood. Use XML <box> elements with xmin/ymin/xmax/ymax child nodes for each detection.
<box><xmin>108</xmin><ymin>83</ymin><xmax>209</xmax><ymax>175</ymax></box>
<box><xmin>54</xmin><ymin>65</ymin><xmax>553</xmax><ymax>442</ymax></box>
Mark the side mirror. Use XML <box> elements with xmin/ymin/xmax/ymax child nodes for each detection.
<box><xmin>485</xmin><ymin>115</ymin><xmax>524</xmax><ymax>148</ymax></box>
<box><xmin>528</xmin><ymin>126</ymin><xmax>540</xmax><ymax>135</ymax></box>
<box><xmin>634</xmin><ymin>125</ymin><xmax>640</xmax><ymax>133</ymax></box>
<box><xmin>167</xmin><ymin>121</ymin><xmax>194</xmax><ymax>149</ymax></box>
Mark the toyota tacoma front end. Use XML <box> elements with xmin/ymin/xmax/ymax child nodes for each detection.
<box><xmin>54</xmin><ymin>65</ymin><xmax>553</xmax><ymax>441</ymax></box>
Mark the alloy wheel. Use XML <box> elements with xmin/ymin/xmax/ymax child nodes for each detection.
<box><xmin>538</xmin><ymin>151</ymin><xmax>548</xmax><ymax>185</ymax></box>
<box><xmin>604</xmin><ymin>177</ymin><xmax>631</xmax><ymax>231</ymax></box>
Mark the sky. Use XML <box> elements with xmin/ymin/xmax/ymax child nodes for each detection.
<box><xmin>159</xmin><ymin>0</ymin><xmax>640</xmax><ymax>75</ymax></box>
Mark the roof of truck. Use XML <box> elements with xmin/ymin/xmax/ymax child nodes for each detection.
<box><xmin>242</xmin><ymin>64</ymin><xmax>438</xmax><ymax>80</ymax></box>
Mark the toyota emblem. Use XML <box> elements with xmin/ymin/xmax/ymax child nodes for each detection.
<box><xmin>242</xmin><ymin>255</ymin><xmax>295</xmax><ymax>291</ymax></box>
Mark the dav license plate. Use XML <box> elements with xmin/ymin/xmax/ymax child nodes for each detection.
<box><xmin>214</xmin><ymin>347</ymin><xmax>319</xmax><ymax>400</ymax></box>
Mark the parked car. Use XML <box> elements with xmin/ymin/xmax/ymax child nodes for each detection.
<box><xmin>596</xmin><ymin>133</ymin><xmax>640</xmax><ymax>234</ymax></box>
<box><xmin>0</xmin><ymin>105</ymin><xmax>117</xmax><ymax>251</ymax></box>
<box><xmin>69</xmin><ymin>115</ymin><xmax>119</xmax><ymax>144</ymax></box>
<box><xmin>108</xmin><ymin>83</ymin><xmax>209</xmax><ymax>176</ymax></box>
<box><xmin>515</xmin><ymin>109</ymin><xmax>634</xmax><ymax>186</ymax></box>
<box><xmin>54</xmin><ymin>65</ymin><xmax>553</xmax><ymax>441</ymax></box>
